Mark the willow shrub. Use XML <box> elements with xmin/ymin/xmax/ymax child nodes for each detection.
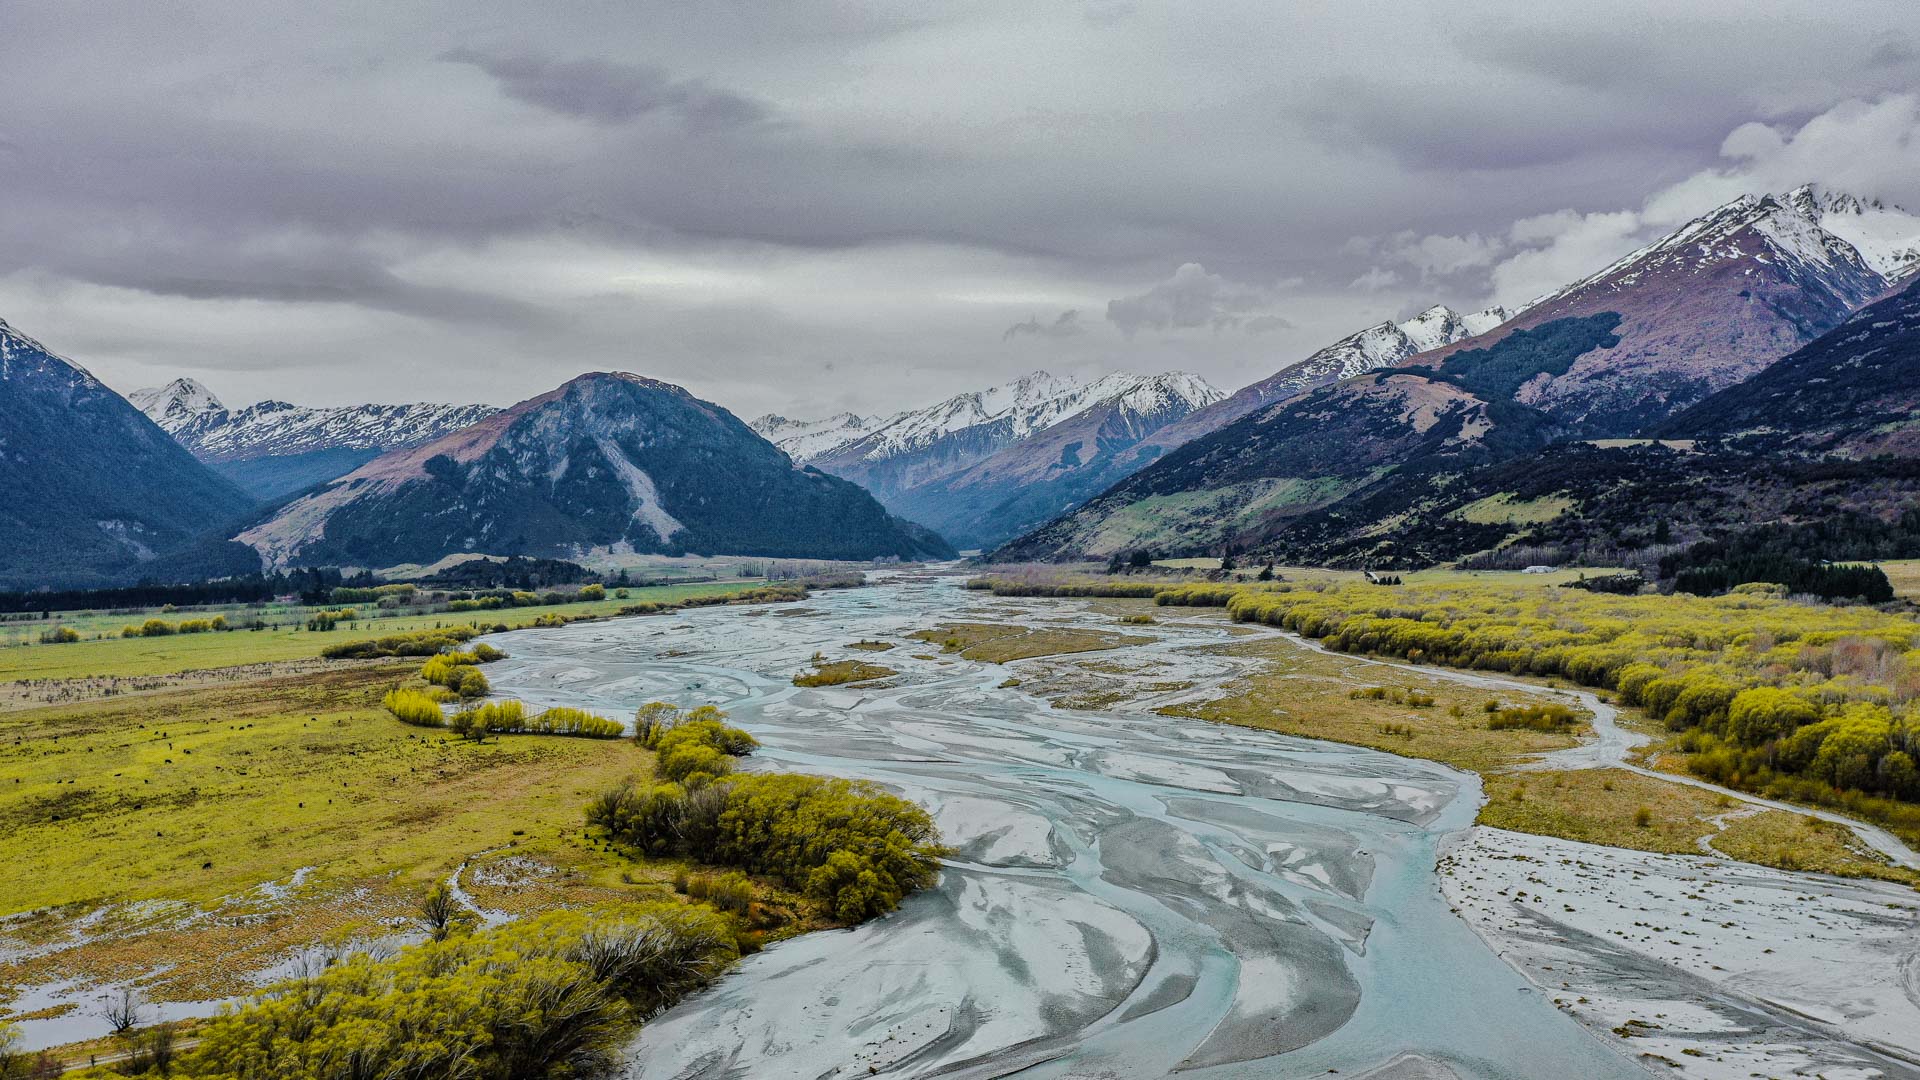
<box><xmin>655</xmin><ymin>718</ymin><xmax>759</xmax><ymax>782</ymax></box>
<box><xmin>321</xmin><ymin>626</ymin><xmax>478</xmax><ymax>659</ymax></box>
<box><xmin>434</xmin><ymin>700</ymin><xmax>622</xmax><ymax>739</ymax></box>
<box><xmin>589</xmin><ymin>773</ymin><xmax>944</xmax><ymax>922</ymax></box>
<box><xmin>521</xmin><ymin>706</ymin><xmax>624</xmax><ymax>738</ymax></box>
<box><xmin>1198</xmin><ymin>580</ymin><xmax>1920</xmax><ymax>803</ymax></box>
<box><xmin>383</xmin><ymin>688</ymin><xmax>446</xmax><ymax>728</ymax></box>
<box><xmin>181</xmin><ymin>904</ymin><xmax>736</xmax><ymax>1080</ymax></box>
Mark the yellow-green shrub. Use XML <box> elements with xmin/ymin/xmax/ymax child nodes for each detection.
<box><xmin>588</xmin><ymin>773</ymin><xmax>944</xmax><ymax>922</ymax></box>
<box><xmin>383</xmin><ymin>688</ymin><xmax>446</xmax><ymax>728</ymax></box>
<box><xmin>181</xmin><ymin>904</ymin><xmax>736</xmax><ymax>1080</ymax></box>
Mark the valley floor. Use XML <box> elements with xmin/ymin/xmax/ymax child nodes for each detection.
<box><xmin>484</xmin><ymin>570</ymin><xmax>1920</xmax><ymax>1078</ymax></box>
<box><xmin>8</xmin><ymin>568</ymin><xmax>1919</xmax><ymax>1076</ymax></box>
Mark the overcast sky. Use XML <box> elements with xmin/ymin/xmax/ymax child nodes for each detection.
<box><xmin>4</xmin><ymin>1</ymin><xmax>1918</xmax><ymax>421</ymax></box>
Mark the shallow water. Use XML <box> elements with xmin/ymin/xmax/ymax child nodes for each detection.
<box><xmin>484</xmin><ymin>573</ymin><xmax>1650</xmax><ymax>1079</ymax></box>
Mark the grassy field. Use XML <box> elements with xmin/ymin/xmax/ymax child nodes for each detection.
<box><xmin>1447</xmin><ymin>492</ymin><xmax>1577</xmax><ymax>525</ymax></box>
<box><xmin>0</xmin><ymin>581</ymin><xmax>758</xmax><ymax>682</ymax></box>
<box><xmin>1708</xmin><ymin>809</ymin><xmax>1920</xmax><ymax>885</ymax></box>
<box><xmin>909</xmin><ymin>622</ymin><xmax>1151</xmax><ymax>663</ymax></box>
<box><xmin>1154</xmin><ymin>633</ymin><xmax>1918</xmax><ymax>883</ymax></box>
<box><xmin>1877</xmin><ymin>558</ymin><xmax>1920</xmax><ymax>600</ymax></box>
<box><xmin>1162</xmin><ymin>636</ymin><xmax>1586</xmax><ymax>776</ymax></box>
<box><xmin>0</xmin><ymin>581</ymin><xmax>844</xmax><ymax>1060</ymax></box>
<box><xmin>1479</xmin><ymin>767</ymin><xmax>1728</xmax><ymax>854</ymax></box>
<box><xmin>0</xmin><ymin>662</ymin><xmax>661</xmax><ymax>1001</ymax></box>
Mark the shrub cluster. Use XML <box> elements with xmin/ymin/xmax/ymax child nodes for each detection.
<box><xmin>320</xmin><ymin>626</ymin><xmax>479</xmax><ymax>659</ymax></box>
<box><xmin>328</xmin><ymin>583</ymin><xmax>417</xmax><ymax>604</ymax></box>
<box><xmin>1486</xmin><ymin>702</ymin><xmax>1580</xmax><ymax>731</ymax></box>
<box><xmin>304</xmin><ymin>608</ymin><xmax>358</xmax><ymax>631</ymax></box>
<box><xmin>645</xmin><ymin>710</ymin><xmax>758</xmax><ymax>783</ymax></box>
<box><xmin>463</xmin><ymin>703</ymin><xmax>623</xmax><ymax>739</ymax></box>
<box><xmin>119</xmin><ymin>615</ymin><xmax>230</xmax><ymax>637</ymax></box>
<box><xmin>383</xmin><ymin>688</ymin><xmax>446</xmax><ymax>728</ymax></box>
<box><xmin>589</xmin><ymin>773</ymin><xmax>944</xmax><ymax>922</ymax></box>
<box><xmin>1348</xmin><ymin>686</ymin><xmax>1436</xmax><ymax>708</ymax></box>
<box><xmin>1562</xmin><ymin>573</ymin><xmax>1648</xmax><ymax>595</ymax></box>
<box><xmin>966</xmin><ymin>575</ymin><xmax>1165</xmax><ymax>599</ymax></box>
<box><xmin>180</xmin><ymin>904</ymin><xmax>736</xmax><ymax>1080</ymax></box>
<box><xmin>1203</xmin><ymin>581</ymin><xmax>1920</xmax><ymax>807</ymax></box>
<box><xmin>422</xmin><ymin>652</ymin><xmax>491</xmax><ymax>699</ymax></box>
<box><xmin>38</xmin><ymin>625</ymin><xmax>81</xmax><ymax>644</ymax></box>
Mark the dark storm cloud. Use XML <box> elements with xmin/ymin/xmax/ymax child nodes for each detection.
<box><xmin>0</xmin><ymin>0</ymin><xmax>1916</xmax><ymax>419</ymax></box>
<box><xmin>441</xmin><ymin>49</ymin><xmax>772</xmax><ymax>131</ymax></box>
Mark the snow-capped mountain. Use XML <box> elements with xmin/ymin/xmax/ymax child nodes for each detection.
<box><xmin>880</xmin><ymin>371</ymin><xmax>1229</xmax><ymax>549</ymax></box>
<box><xmin>772</xmin><ymin>370</ymin><xmax>1221</xmax><ymax>545</ymax></box>
<box><xmin>996</xmin><ymin>185</ymin><xmax>1912</xmax><ymax>563</ymax></box>
<box><xmin>133</xmin><ymin>380</ymin><xmax>499</xmax><ymax>463</ymax></box>
<box><xmin>1436</xmin><ymin>188</ymin><xmax>1895</xmax><ymax>432</ymax></box>
<box><xmin>749</xmin><ymin>411</ymin><xmax>877</xmax><ymax>462</ymax></box>
<box><xmin>1782</xmin><ymin>183</ymin><xmax>1920</xmax><ymax>282</ymax></box>
<box><xmin>783</xmin><ymin>370</ymin><xmax>1218</xmax><ymax>506</ymax></box>
<box><xmin>1257</xmin><ymin>303</ymin><xmax>1511</xmax><ymax>403</ymax></box>
<box><xmin>130</xmin><ymin>379</ymin><xmax>501</xmax><ymax>500</ymax></box>
<box><xmin>128</xmin><ymin>377</ymin><xmax>224</xmax><ymax>428</ymax></box>
<box><xmin>815</xmin><ymin>371</ymin><xmax>1098</xmax><ymax>469</ymax></box>
<box><xmin>1131</xmin><ymin>303</ymin><xmax>1511</xmax><ymax>461</ymax></box>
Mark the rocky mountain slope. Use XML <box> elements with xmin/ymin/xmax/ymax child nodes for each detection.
<box><xmin>879</xmin><ymin>372</ymin><xmax>1228</xmax><ymax>549</ymax></box>
<box><xmin>132</xmin><ymin>379</ymin><xmax>499</xmax><ymax>500</ymax></box>
<box><xmin>1016</xmin><ymin>304</ymin><xmax>1509</xmax><ymax>511</ymax></box>
<box><xmin>995</xmin><ymin>316</ymin><xmax>1612</xmax><ymax>561</ymax></box>
<box><xmin>1419</xmin><ymin>189</ymin><xmax>1902</xmax><ymax>434</ymax></box>
<box><xmin>996</xmin><ymin>188</ymin><xmax>1912</xmax><ymax>564</ymax></box>
<box><xmin>235</xmin><ymin>372</ymin><xmax>954</xmax><ymax>569</ymax></box>
<box><xmin>1660</xmin><ymin>273</ymin><xmax>1920</xmax><ymax>457</ymax></box>
<box><xmin>0</xmin><ymin>322</ymin><xmax>255</xmax><ymax>589</ymax></box>
<box><xmin>1146</xmin><ymin>304</ymin><xmax>1511</xmax><ymax>452</ymax></box>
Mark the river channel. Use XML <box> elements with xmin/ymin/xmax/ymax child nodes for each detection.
<box><xmin>483</xmin><ymin>571</ymin><xmax>1652</xmax><ymax>1079</ymax></box>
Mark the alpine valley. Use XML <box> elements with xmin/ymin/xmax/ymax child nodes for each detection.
<box><xmin>754</xmin><ymin>370</ymin><xmax>1225</xmax><ymax>550</ymax></box>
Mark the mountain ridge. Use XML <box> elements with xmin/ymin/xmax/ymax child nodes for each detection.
<box><xmin>235</xmin><ymin>371</ymin><xmax>954</xmax><ymax>570</ymax></box>
<box><xmin>0</xmin><ymin>321</ymin><xmax>256</xmax><ymax>589</ymax></box>
<box><xmin>131</xmin><ymin>378</ymin><xmax>501</xmax><ymax>500</ymax></box>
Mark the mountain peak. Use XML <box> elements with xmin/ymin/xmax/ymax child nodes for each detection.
<box><xmin>1775</xmin><ymin>183</ymin><xmax>1920</xmax><ymax>281</ymax></box>
<box><xmin>236</xmin><ymin>371</ymin><xmax>951</xmax><ymax>568</ymax></box>
<box><xmin>130</xmin><ymin>377</ymin><xmax>225</xmax><ymax>424</ymax></box>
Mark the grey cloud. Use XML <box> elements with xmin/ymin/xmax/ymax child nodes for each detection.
<box><xmin>1107</xmin><ymin>263</ymin><xmax>1281</xmax><ymax>337</ymax></box>
<box><xmin>1868</xmin><ymin>33</ymin><xmax>1917</xmax><ymax>69</ymax></box>
<box><xmin>1003</xmin><ymin>310</ymin><xmax>1084</xmax><ymax>340</ymax></box>
<box><xmin>2</xmin><ymin>0</ymin><xmax>1917</xmax><ymax>419</ymax></box>
<box><xmin>441</xmin><ymin>49</ymin><xmax>771</xmax><ymax>131</ymax></box>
